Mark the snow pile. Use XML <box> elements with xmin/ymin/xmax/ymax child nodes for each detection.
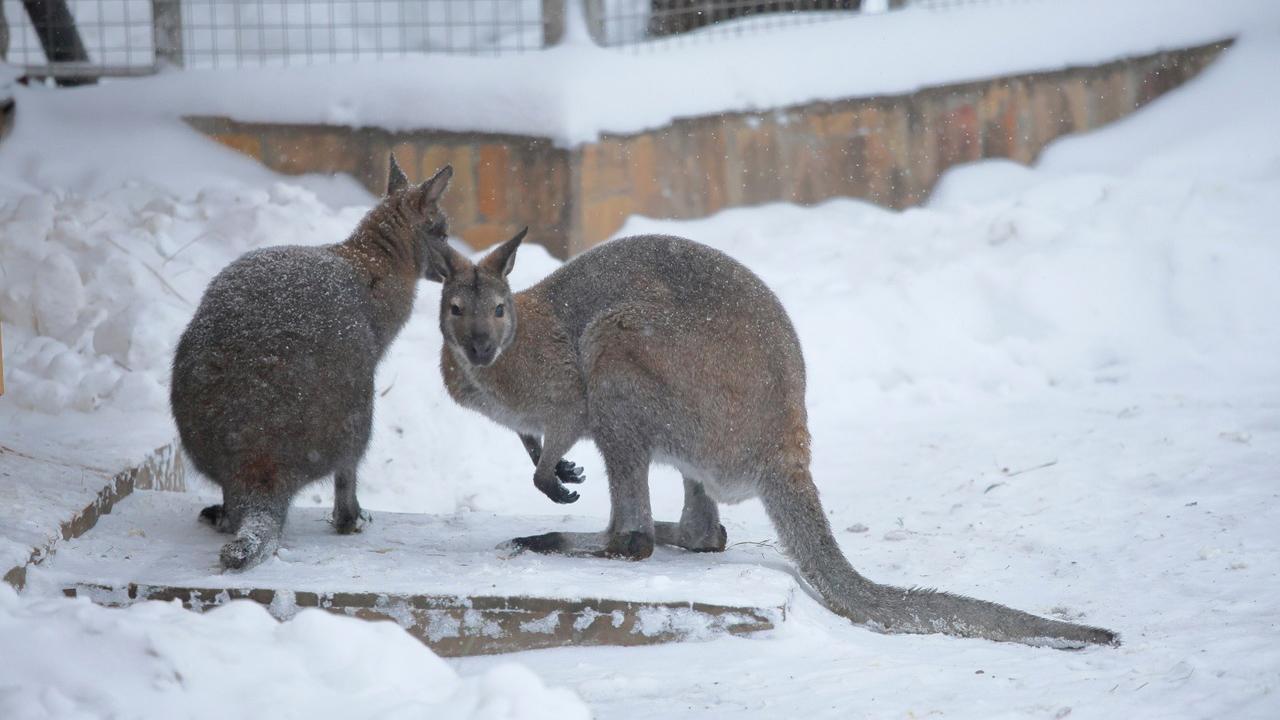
<box><xmin>0</xmin><ymin>584</ymin><xmax>589</xmax><ymax>720</ymax></box>
<box><xmin>0</xmin><ymin>185</ymin><xmax>364</xmax><ymax>414</ymax></box>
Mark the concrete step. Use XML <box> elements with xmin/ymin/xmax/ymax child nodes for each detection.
<box><xmin>1</xmin><ymin>439</ymin><xmax>183</xmax><ymax>588</ymax></box>
<box><xmin>30</xmin><ymin>492</ymin><xmax>795</xmax><ymax>656</ymax></box>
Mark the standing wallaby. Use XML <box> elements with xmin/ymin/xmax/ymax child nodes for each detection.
<box><xmin>170</xmin><ymin>156</ymin><xmax>452</xmax><ymax>570</ymax></box>
<box><xmin>428</xmin><ymin>231</ymin><xmax>1118</xmax><ymax>648</ymax></box>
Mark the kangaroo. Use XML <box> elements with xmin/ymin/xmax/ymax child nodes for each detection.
<box><xmin>170</xmin><ymin>156</ymin><xmax>452</xmax><ymax>570</ymax></box>
<box><xmin>427</xmin><ymin>230</ymin><xmax>1117</xmax><ymax>648</ymax></box>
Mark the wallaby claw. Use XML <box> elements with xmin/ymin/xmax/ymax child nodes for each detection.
<box><xmin>536</xmin><ymin>477</ymin><xmax>580</xmax><ymax>504</ymax></box>
<box><xmin>555</xmin><ymin>459</ymin><xmax>586</xmax><ymax>484</ymax></box>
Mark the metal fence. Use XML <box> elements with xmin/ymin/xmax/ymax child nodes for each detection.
<box><xmin>1</xmin><ymin>0</ymin><xmax>1000</xmax><ymax>80</ymax></box>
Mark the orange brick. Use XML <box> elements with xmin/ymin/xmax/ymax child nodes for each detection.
<box><xmin>266</xmin><ymin>130</ymin><xmax>360</xmax><ymax>177</ymax></box>
<box><xmin>462</xmin><ymin>222</ymin><xmax>520</xmax><ymax>251</ymax></box>
<box><xmin>580</xmin><ymin>140</ymin><xmax>630</xmax><ymax>199</ymax></box>
<box><xmin>579</xmin><ymin>194</ymin><xmax>633</xmax><ymax>249</ymax></box>
<box><xmin>212</xmin><ymin>132</ymin><xmax>263</xmax><ymax>160</ymax></box>
<box><xmin>476</xmin><ymin>144</ymin><xmax>511</xmax><ymax>220</ymax></box>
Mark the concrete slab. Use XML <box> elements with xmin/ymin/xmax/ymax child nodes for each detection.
<box><xmin>32</xmin><ymin>492</ymin><xmax>795</xmax><ymax>655</ymax></box>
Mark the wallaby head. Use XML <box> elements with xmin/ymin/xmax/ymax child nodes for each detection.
<box><xmin>377</xmin><ymin>155</ymin><xmax>454</xmax><ymax>279</ymax></box>
<box><xmin>425</xmin><ymin>227</ymin><xmax>527</xmax><ymax>367</ymax></box>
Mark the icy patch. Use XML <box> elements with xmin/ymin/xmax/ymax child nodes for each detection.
<box><xmin>519</xmin><ymin>611</ymin><xmax>562</xmax><ymax>635</ymax></box>
<box><xmin>632</xmin><ymin>606</ymin><xmax>735</xmax><ymax>641</ymax></box>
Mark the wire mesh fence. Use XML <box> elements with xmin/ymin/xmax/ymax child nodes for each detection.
<box><xmin>2</xmin><ymin>0</ymin><xmax>549</xmax><ymax>78</ymax></box>
<box><xmin>1</xmin><ymin>0</ymin><xmax>1020</xmax><ymax>79</ymax></box>
<box><xmin>591</xmin><ymin>0</ymin><xmax>876</xmax><ymax>47</ymax></box>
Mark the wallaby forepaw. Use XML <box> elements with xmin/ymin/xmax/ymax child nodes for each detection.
<box><xmin>555</xmin><ymin>459</ymin><xmax>586</xmax><ymax>485</ymax></box>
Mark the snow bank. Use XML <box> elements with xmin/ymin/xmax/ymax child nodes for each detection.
<box><xmin>0</xmin><ymin>185</ymin><xmax>364</xmax><ymax>414</ymax></box>
<box><xmin>0</xmin><ymin>584</ymin><xmax>589</xmax><ymax>720</ymax></box>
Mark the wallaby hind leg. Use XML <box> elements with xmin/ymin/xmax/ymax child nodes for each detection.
<box><xmin>508</xmin><ymin>435</ymin><xmax>655</xmax><ymax>560</ymax></box>
<box><xmin>332</xmin><ymin>462</ymin><xmax>371</xmax><ymax>534</ymax></box>
<box><xmin>655</xmin><ymin>475</ymin><xmax>727</xmax><ymax>552</ymax></box>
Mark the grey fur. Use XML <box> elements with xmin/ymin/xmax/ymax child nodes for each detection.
<box><xmin>171</xmin><ymin>157</ymin><xmax>453</xmax><ymax>571</ymax></box>
<box><xmin>430</xmin><ymin>232</ymin><xmax>1118</xmax><ymax>648</ymax></box>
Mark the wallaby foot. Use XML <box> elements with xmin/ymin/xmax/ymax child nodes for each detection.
<box><xmin>503</xmin><ymin>530</ymin><xmax>654</xmax><ymax>560</ymax></box>
<box><xmin>654</xmin><ymin>521</ymin><xmax>727</xmax><ymax>552</ymax></box>
<box><xmin>198</xmin><ymin>504</ymin><xmax>234</xmax><ymax>533</ymax></box>
<box><xmin>653</xmin><ymin>475</ymin><xmax>726</xmax><ymax>551</ymax></box>
<box><xmin>332</xmin><ymin>507</ymin><xmax>372</xmax><ymax>534</ymax></box>
<box><xmin>332</xmin><ymin>465</ymin><xmax>369</xmax><ymax>534</ymax></box>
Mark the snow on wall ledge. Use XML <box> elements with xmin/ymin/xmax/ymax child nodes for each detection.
<box><xmin>190</xmin><ymin>40</ymin><xmax>1229</xmax><ymax>257</ymax></box>
<box><xmin>15</xmin><ymin>0</ymin><xmax>1274</xmax><ymax>146</ymax></box>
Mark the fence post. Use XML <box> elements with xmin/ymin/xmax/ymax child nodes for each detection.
<box><xmin>21</xmin><ymin>0</ymin><xmax>95</xmax><ymax>85</ymax></box>
<box><xmin>542</xmin><ymin>0</ymin><xmax>565</xmax><ymax>46</ymax></box>
<box><xmin>151</xmin><ymin>0</ymin><xmax>184</xmax><ymax>69</ymax></box>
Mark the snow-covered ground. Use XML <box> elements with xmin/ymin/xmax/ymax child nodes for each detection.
<box><xmin>2</xmin><ymin>12</ymin><xmax>1279</xmax><ymax>720</ymax></box>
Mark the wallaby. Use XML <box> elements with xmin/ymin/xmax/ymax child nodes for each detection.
<box><xmin>427</xmin><ymin>230</ymin><xmax>1118</xmax><ymax>648</ymax></box>
<box><xmin>170</xmin><ymin>156</ymin><xmax>452</xmax><ymax>571</ymax></box>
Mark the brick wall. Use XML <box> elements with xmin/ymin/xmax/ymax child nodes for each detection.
<box><xmin>187</xmin><ymin>40</ymin><xmax>1229</xmax><ymax>259</ymax></box>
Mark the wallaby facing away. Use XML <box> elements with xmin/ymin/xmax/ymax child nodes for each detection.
<box><xmin>171</xmin><ymin>156</ymin><xmax>452</xmax><ymax>570</ymax></box>
<box><xmin>428</xmin><ymin>231</ymin><xmax>1118</xmax><ymax>648</ymax></box>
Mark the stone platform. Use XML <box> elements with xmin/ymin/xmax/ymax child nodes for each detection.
<box><xmin>30</xmin><ymin>492</ymin><xmax>794</xmax><ymax>656</ymax></box>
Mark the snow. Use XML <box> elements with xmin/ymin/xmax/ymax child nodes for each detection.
<box><xmin>3</xmin><ymin>0</ymin><xmax>1278</xmax><ymax>151</ymax></box>
<box><xmin>0</xmin><ymin>584</ymin><xmax>590</xmax><ymax>720</ymax></box>
<box><xmin>1</xmin><ymin>10</ymin><xmax>1279</xmax><ymax>720</ymax></box>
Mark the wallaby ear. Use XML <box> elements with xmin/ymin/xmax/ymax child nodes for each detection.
<box><xmin>479</xmin><ymin>227</ymin><xmax>527</xmax><ymax>278</ymax></box>
<box><xmin>405</xmin><ymin>164</ymin><xmax>453</xmax><ymax>216</ymax></box>
<box><xmin>423</xmin><ymin>164</ymin><xmax>453</xmax><ymax>203</ymax></box>
<box><xmin>386</xmin><ymin>153</ymin><xmax>409</xmax><ymax>196</ymax></box>
<box><xmin>424</xmin><ymin>237</ymin><xmax>471</xmax><ymax>283</ymax></box>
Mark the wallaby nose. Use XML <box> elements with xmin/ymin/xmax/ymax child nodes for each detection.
<box><xmin>470</xmin><ymin>336</ymin><xmax>496</xmax><ymax>360</ymax></box>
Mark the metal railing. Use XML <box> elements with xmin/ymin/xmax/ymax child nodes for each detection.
<box><xmin>2</xmin><ymin>0</ymin><xmax>998</xmax><ymax>81</ymax></box>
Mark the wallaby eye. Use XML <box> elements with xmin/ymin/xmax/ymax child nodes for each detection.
<box><xmin>495</xmin><ymin>304</ymin><xmax>505</xmax><ymax>318</ymax></box>
<box><xmin>450</xmin><ymin>303</ymin><xmax>463</xmax><ymax>317</ymax></box>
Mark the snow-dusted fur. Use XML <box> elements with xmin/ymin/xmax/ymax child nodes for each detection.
<box><xmin>170</xmin><ymin>157</ymin><xmax>452</xmax><ymax>570</ymax></box>
<box><xmin>429</xmin><ymin>232</ymin><xmax>1117</xmax><ymax>648</ymax></box>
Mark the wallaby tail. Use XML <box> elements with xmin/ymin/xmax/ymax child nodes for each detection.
<box><xmin>219</xmin><ymin>504</ymin><xmax>285</xmax><ymax>571</ymax></box>
<box><xmin>760</xmin><ymin>469</ymin><xmax>1118</xmax><ymax>649</ymax></box>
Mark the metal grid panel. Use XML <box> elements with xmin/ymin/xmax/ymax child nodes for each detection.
<box><xmin>2</xmin><ymin>0</ymin><xmax>155</xmax><ymax>74</ymax></box>
<box><xmin>2</xmin><ymin>0</ymin><xmax>547</xmax><ymax>77</ymax></box>
<box><xmin>179</xmin><ymin>0</ymin><xmax>545</xmax><ymax>68</ymax></box>
<box><xmin>591</xmin><ymin>0</ymin><xmax>1032</xmax><ymax>49</ymax></box>
<box><xmin>0</xmin><ymin>0</ymin><xmax>1041</xmax><ymax>78</ymax></box>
